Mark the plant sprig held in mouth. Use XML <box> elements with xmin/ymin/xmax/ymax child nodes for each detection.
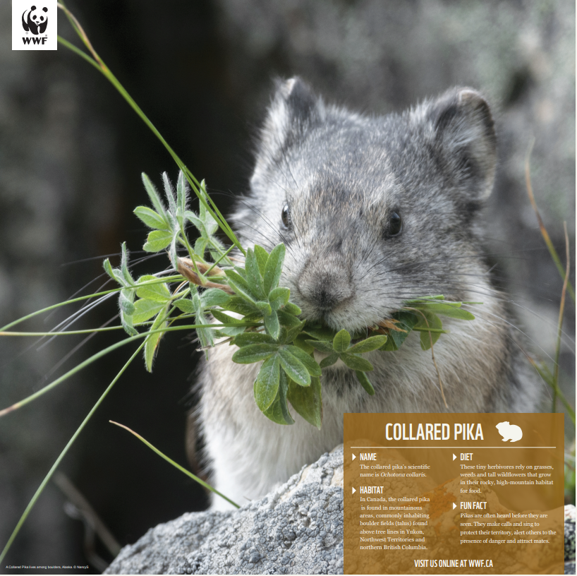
<box><xmin>108</xmin><ymin>171</ymin><xmax>478</xmax><ymax>428</ymax></box>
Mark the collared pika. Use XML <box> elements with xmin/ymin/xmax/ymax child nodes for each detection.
<box><xmin>188</xmin><ymin>78</ymin><xmax>541</xmax><ymax>510</ymax></box>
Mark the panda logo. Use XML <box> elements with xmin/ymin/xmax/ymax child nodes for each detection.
<box><xmin>22</xmin><ymin>6</ymin><xmax>49</xmax><ymax>35</ymax></box>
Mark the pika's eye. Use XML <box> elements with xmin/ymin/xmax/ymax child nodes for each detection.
<box><xmin>281</xmin><ymin>203</ymin><xmax>291</xmax><ymax>229</ymax></box>
<box><xmin>385</xmin><ymin>211</ymin><xmax>402</xmax><ymax>238</ymax></box>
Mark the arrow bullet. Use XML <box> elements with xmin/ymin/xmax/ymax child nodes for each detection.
<box><xmin>453</xmin><ymin>454</ymin><xmax>457</xmax><ymax>461</ymax></box>
<box><xmin>452</xmin><ymin>502</ymin><xmax>457</xmax><ymax>509</ymax></box>
<box><xmin>352</xmin><ymin>487</ymin><xmax>356</xmax><ymax>494</ymax></box>
<box><xmin>352</xmin><ymin>454</ymin><xmax>356</xmax><ymax>460</ymax></box>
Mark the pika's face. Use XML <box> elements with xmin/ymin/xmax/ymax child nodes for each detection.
<box><xmin>241</xmin><ymin>79</ymin><xmax>496</xmax><ymax>333</ymax></box>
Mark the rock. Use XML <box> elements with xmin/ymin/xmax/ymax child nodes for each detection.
<box><xmin>564</xmin><ymin>511</ymin><xmax>575</xmax><ymax>575</ymax></box>
<box><xmin>105</xmin><ymin>447</ymin><xmax>344</xmax><ymax>575</ymax></box>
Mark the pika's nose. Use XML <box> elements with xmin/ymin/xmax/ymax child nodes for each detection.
<box><xmin>297</xmin><ymin>257</ymin><xmax>354</xmax><ymax>312</ymax></box>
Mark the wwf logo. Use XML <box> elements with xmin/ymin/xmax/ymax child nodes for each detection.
<box><xmin>12</xmin><ymin>0</ymin><xmax>56</xmax><ymax>50</ymax></box>
<box><xmin>22</xmin><ymin>5</ymin><xmax>48</xmax><ymax>36</ymax></box>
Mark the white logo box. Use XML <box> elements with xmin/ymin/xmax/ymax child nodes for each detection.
<box><xmin>12</xmin><ymin>0</ymin><xmax>57</xmax><ymax>51</ymax></box>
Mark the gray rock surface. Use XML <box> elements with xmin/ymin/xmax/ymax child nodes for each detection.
<box><xmin>566</xmin><ymin>505</ymin><xmax>576</xmax><ymax>570</ymax></box>
<box><xmin>106</xmin><ymin>448</ymin><xmax>344</xmax><ymax>575</ymax></box>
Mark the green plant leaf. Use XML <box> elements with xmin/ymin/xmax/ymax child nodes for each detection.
<box><xmin>333</xmin><ymin>329</ymin><xmax>351</xmax><ymax>353</ymax></box>
<box><xmin>269</xmin><ymin>287</ymin><xmax>290</xmax><ymax>311</ymax></box>
<box><xmin>200</xmin><ymin>288</ymin><xmax>231</xmax><ymax>308</ymax></box>
<box><xmin>263</xmin><ymin>243</ymin><xmax>286</xmax><ymax>294</ymax></box>
<box><xmin>176</xmin><ymin>170</ymin><xmax>188</xmax><ymax>218</ymax></box>
<box><xmin>232</xmin><ymin>266</ymin><xmax>248</xmax><ymax>280</ymax></box>
<box><xmin>232</xmin><ymin>343</ymin><xmax>279</xmax><ymax>364</ymax></box>
<box><xmin>347</xmin><ymin>335</ymin><xmax>388</xmax><ymax>354</ymax></box>
<box><xmin>134</xmin><ymin>206</ymin><xmax>169</xmax><ymax>231</ymax></box>
<box><xmin>198</xmin><ymin>182</ymin><xmax>219</xmax><ymax>236</ymax></box>
<box><xmin>245</xmin><ymin>249</ymin><xmax>266</xmax><ymax>301</ymax></box>
<box><xmin>133</xmin><ymin>299</ymin><xmax>166</xmax><ymax>324</ymax></box>
<box><xmin>287</xmin><ymin>376</ymin><xmax>322</xmax><ymax>430</ymax></box>
<box><xmin>172</xmin><ymin>297</ymin><xmax>194</xmax><ymax>315</ymax></box>
<box><xmin>256</xmin><ymin>301</ymin><xmax>272</xmax><ymax>316</ymax></box>
<box><xmin>284</xmin><ymin>320</ymin><xmax>306</xmax><ymax>344</ymax></box>
<box><xmin>204</xmin><ymin>211</ymin><xmax>219</xmax><ymax>236</ymax></box>
<box><xmin>168</xmin><ymin>232</ymin><xmax>179</xmax><ymax>274</ymax></box>
<box><xmin>382</xmin><ymin>311</ymin><xmax>420</xmax><ymax>351</ymax></box>
<box><xmin>186</xmin><ymin>211</ymin><xmax>204</xmax><ymax>234</ymax></box>
<box><xmin>277</xmin><ymin>309</ymin><xmax>303</xmax><ymax>329</ymax></box>
<box><xmin>292</xmin><ymin>333</ymin><xmax>314</xmax><ymax>354</ymax></box>
<box><xmin>279</xmin><ymin>348</ymin><xmax>310</xmax><ymax>387</ymax></box>
<box><xmin>254</xmin><ymin>245</ymin><xmax>269</xmax><ymax>276</ymax></box>
<box><xmin>215</xmin><ymin>326</ymin><xmax>247</xmax><ymax>338</ymax></box>
<box><xmin>143</xmin><ymin>230</ymin><xmax>172</xmax><ymax>252</ymax></box>
<box><xmin>120</xmin><ymin>243</ymin><xmax>135</xmax><ymax>286</ymax></box>
<box><xmin>136</xmin><ymin>276</ymin><xmax>171</xmax><ymax>303</ymax></box>
<box><xmin>286</xmin><ymin>345</ymin><xmax>322</xmax><ymax>377</ymax></box>
<box><xmin>302</xmin><ymin>324</ymin><xmax>336</xmax><ymax>341</ymax></box>
<box><xmin>340</xmin><ymin>353</ymin><xmax>374</xmax><ymax>372</ymax></box>
<box><xmin>414</xmin><ymin>311</ymin><xmax>443</xmax><ymax>351</ymax></box>
<box><xmin>404</xmin><ymin>295</ymin><xmax>445</xmax><ymax>303</ymax></box>
<box><xmin>414</xmin><ymin>301</ymin><xmax>475</xmax><ymax>320</ymax></box>
<box><xmin>264</xmin><ymin>309</ymin><xmax>280</xmax><ymax>340</ymax></box>
<box><xmin>225</xmin><ymin>270</ymin><xmax>257</xmax><ymax>303</ymax></box>
<box><xmin>220</xmin><ymin>296</ymin><xmax>260</xmax><ymax>317</ymax></box>
<box><xmin>193</xmin><ymin>236</ymin><xmax>208</xmax><ymax>259</ymax></box>
<box><xmin>144</xmin><ymin>310</ymin><xmax>167</xmax><ymax>372</ymax></box>
<box><xmin>355</xmin><ymin>371</ymin><xmax>375</xmax><ymax>395</ymax></box>
<box><xmin>211</xmin><ymin>309</ymin><xmax>251</xmax><ymax>327</ymax></box>
<box><xmin>141</xmin><ymin>173</ymin><xmax>167</xmax><ymax>219</ymax></box>
<box><xmin>253</xmin><ymin>356</ymin><xmax>280</xmax><ymax>411</ymax></box>
<box><xmin>233</xmin><ymin>332</ymin><xmax>275</xmax><ymax>347</ymax></box>
<box><xmin>319</xmin><ymin>353</ymin><xmax>339</xmax><ymax>368</ymax></box>
<box><xmin>162</xmin><ymin>172</ymin><xmax>178</xmax><ymax>217</ymax></box>
<box><xmin>119</xmin><ymin>291</ymin><xmax>135</xmax><ymax>316</ymax></box>
<box><xmin>283</xmin><ymin>302</ymin><xmax>302</xmax><ymax>316</ymax></box>
<box><xmin>103</xmin><ymin>258</ymin><xmax>116</xmax><ymax>282</ymax></box>
<box><xmin>262</xmin><ymin>371</ymin><xmax>294</xmax><ymax>425</ymax></box>
<box><xmin>381</xmin><ymin>337</ymin><xmax>399</xmax><ymax>352</ymax></box>
<box><xmin>307</xmin><ymin>340</ymin><xmax>334</xmax><ymax>354</ymax></box>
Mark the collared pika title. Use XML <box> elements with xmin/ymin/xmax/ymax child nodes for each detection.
<box><xmin>385</xmin><ymin>422</ymin><xmax>484</xmax><ymax>441</ymax></box>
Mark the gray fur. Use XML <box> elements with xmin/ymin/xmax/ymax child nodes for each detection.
<box><xmin>190</xmin><ymin>78</ymin><xmax>542</xmax><ymax>511</ymax></box>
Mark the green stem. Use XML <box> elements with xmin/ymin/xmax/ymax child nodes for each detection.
<box><xmin>552</xmin><ymin>223</ymin><xmax>570</xmax><ymax>412</ymax></box>
<box><xmin>207</xmin><ymin>241</ymin><xmax>235</xmax><ymax>269</ymax></box>
<box><xmin>110</xmin><ymin>422</ymin><xmax>240</xmax><ymax>509</ymax></box>
<box><xmin>0</xmin><ymin>341</ymin><xmax>146</xmax><ymax>565</ymax></box>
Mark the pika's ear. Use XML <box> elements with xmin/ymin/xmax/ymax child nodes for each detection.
<box><xmin>422</xmin><ymin>88</ymin><xmax>497</xmax><ymax>201</ymax></box>
<box><xmin>255</xmin><ymin>77</ymin><xmax>325</xmax><ymax>171</ymax></box>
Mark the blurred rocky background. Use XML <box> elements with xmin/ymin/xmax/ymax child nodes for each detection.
<box><xmin>0</xmin><ymin>0</ymin><xmax>573</xmax><ymax>572</ymax></box>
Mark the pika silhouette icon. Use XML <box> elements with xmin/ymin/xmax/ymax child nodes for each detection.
<box><xmin>496</xmin><ymin>421</ymin><xmax>523</xmax><ymax>442</ymax></box>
